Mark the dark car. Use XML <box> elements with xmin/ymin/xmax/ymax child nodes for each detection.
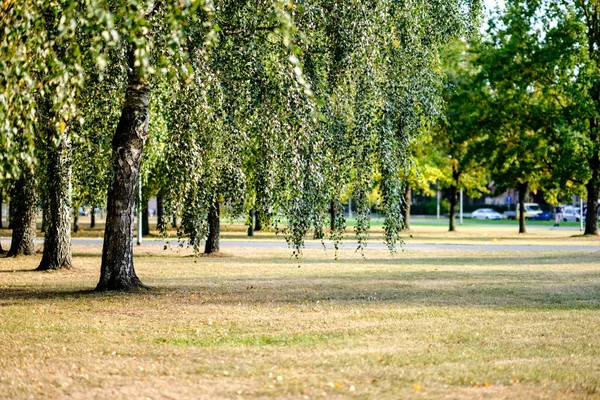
<box><xmin>531</xmin><ymin>211</ymin><xmax>553</xmax><ymax>221</ymax></box>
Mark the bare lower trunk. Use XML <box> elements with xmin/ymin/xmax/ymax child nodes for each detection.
<box><xmin>38</xmin><ymin>131</ymin><xmax>72</xmax><ymax>270</ymax></box>
<box><xmin>247</xmin><ymin>208</ymin><xmax>254</xmax><ymax>236</ymax></box>
<box><xmin>8</xmin><ymin>201</ymin><xmax>13</xmax><ymax>229</ymax></box>
<box><xmin>73</xmin><ymin>211</ymin><xmax>79</xmax><ymax>233</ymax></box>
<box><xmin>97</xmin><ymin>49</ymin><xmax>150</xmax><ymax>291</ymax></box>
<box><xmin>205</xmin><ymin>199</ymin><xmax>220</xmax><ymax>254</ymax></box>
<box><xmin>255</xmin><ymin>212</ymin><xmax>262</xmax><ymax>231</ymax></box>
<box><xmin>7</xmin><ymin>168</ymin><xmax>37</xmax><ymax>257</ymax></box>
<box><xmin>518</xmin><ymin>182</ymin><xmax>527</xmax><ymax>234</ymax></box>
<box><xmin>41</xmin><ymin>197</ymin><xmax>47</xmax><ymax>233</ymax></box>
<box><xmin>0</xmin><ymin>187</ymin><xmax>3</xmax><ymax>229</ymax></box>
<box><xmin>585</xmin><ymin>172</ymin><xmax>599</xmax><ymax>235</ymax></box>
<box><xmin>402</xmin><ymin>183</ymin><xmax>411</xmax><ymax>230</ymax></box>
<box><xmin>156</xmin><ymin>190</ymin><xmax>165</xmax><ymax>231</ymax></box>
<box><xmin>586</xmin><ymin>81</ymin><xmax>600</xmax><ymax>235</ymax></box>
<box><xmin>329</xmin><ymin>199</ymin><xmax>336</xmax><ymax>232</ymax></box>
<box><xmin>448</xmin><ymin>169</ymin><xmax>460</xmax><ymax>232</ymax></box>
<box><xmin>449</xmin><ymin>184</ymin><xmax>457</xmax><ymax>232</ymax></box>
<box><xmin>142</xmin><ymin>206</ymin><xmax>149</xmax><ymax>236</ymax></box>
<box><xmin>0</xmin><ymin>188</ymin><xmax>4</xmax><ymax>252</ymax></box>
<box><xmin>90</xmin><ymin>207</ymin><xmax>96</xmax><ymax>229</ymax></box>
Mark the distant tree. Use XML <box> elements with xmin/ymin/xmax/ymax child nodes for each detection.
<box><xmin>477</xmin><ymin>0</ymin><xmax>589</xmax><ymax>233</ymax></box>
<box><xmin>434</xmin><ymin>40</ymin><xmax>490</xmax><ymax>232</ymax></box>
<box><xmin>566</xmin><ymin>0</ymin><xmax>600</xmax><ymax>234</ymax></box>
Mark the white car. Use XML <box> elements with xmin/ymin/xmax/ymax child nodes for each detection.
<box><xmin>562</xmin><ymin>206</ymin><xmax>582</xmax><ymax>222</ymax></box>
<box><xmin>471</xmin><ymin>208</ymin><xmax>503</xmax><ymax>220</ymax></box>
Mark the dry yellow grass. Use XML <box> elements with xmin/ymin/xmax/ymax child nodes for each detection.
<box><xmin>0</xmin><ymin>242</ymin><xmax>599</xmax><ymax>399</ymax></box>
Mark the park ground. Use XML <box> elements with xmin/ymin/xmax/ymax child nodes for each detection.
<box><xmin>0</xmin><ymin>224</ymin><xmax>599</xmax><ymax>399</ymax></box>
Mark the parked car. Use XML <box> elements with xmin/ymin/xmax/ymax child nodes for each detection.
<box><xmin>471</xmin><ymin>208</ymin><xmax>503</xmax><ymax>220</ymax></box>
<box><xmin>562</xmin><ymin>206</ymin><xmax>582</xmax><ymax>222</ymax></box>
<box><xmin>531</xmin><ymin>211</ymin><xmax>553</xmax><ymax>221</ymax></box>
<box><xmin>503</xmin><ymin>203</ymin><xmax>542</xmax><ymax>220</ymax></box>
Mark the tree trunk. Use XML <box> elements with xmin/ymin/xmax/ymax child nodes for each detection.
<box><xmin>448</xmin><ymin>169</ymin><xmax>460</xmax><ymax>232</ymax></box>
<box><xmin>73</xmin><ymin>211</ymin><xmax>79</xmax><ymax>233</ymax></box>
<box><xmin>37</xmin><ymin>131</ymin><xmax>72</xmax><ymax>270</ymax></box>
<box><xmin>585</xmin><ymin>178</ymin><xmax>599</xmax><ymax>235</ymax></box>
<box><xmin>142</xmin><ymin>206</ymin><xmax>149</xmax><ymax>236</ymax></box>
<box><xmin>41</xmin><ymin>197</ymin><xmax>47</xmax><ymax>233</ymax></box>
<box><xmin>255</xmin><ymin>211</ymin><xmax>262</xmax><ymax>231</ymax></box>
<box><xmin>205</xmin><ymin>199</ymin><xmax>220</xmax><ymax>254</ymax></box>
<box><xmin>7</xmin><ymin>168</ymin><xmax>37</xmax><ymax>257</ymax></box>
<box><xmin>0</xmin><ymin>186</ymin><xmax>4</xmax><ymax>229</ymax></box>
<box><xmin>449</xmin><ymin>185</ymin><xmax>457</xmax><ymax>232</ymax></box>
<box><xmin>0</xmin><ymin>187</ymin><xmax>4</xmax><ymax>252</ymax></box>
<box><xmin>90</xmin><ymin>207</ymin><xmax>96</xmax><ymax>228</ymax></box>
<box><xmin>402</xmin><ymin>183</ymin><xmax>411</xmax><ymax>230</ymax></box>
<box><xmin>517</xmin><ymin>182</ymin><xmax>527</xmax><ymax>234</ymax></box>
<box><xmin>584</xmin><ymin>127</ymin><xmax>599</xmax><ymax>234</ymax></box>
<box><xmin>8</xmin><ymin>201</ymin><xmax>13</xmax><ymax>229</ymax></box>
<box><xmin>329</xmin><ymin>199</ymin><xmax>336</xmax><ymax>232</ymax></box>
<box><xmin>247</xmin><ymin>208</ymin><xmax>254</xmax><ymax>236</ymax></box>
<box><xmin>156</xmin><ymin>190</ymin><xmax>165</xmax><ymax>231</ymax></box>
<box><xmin>172</xmin><ymin>215</ymin><xmax>177</xmax><ymax>228</ymax></box>
<box><xmin>97</xmin><ymin>47</ymin><xmax>150</xmax><ymax>291</ymax></box>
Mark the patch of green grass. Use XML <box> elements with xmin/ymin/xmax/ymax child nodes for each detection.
<box><xmin>155</xmin><ymin>331</ymin><xmax>343</xmax><ymax>347</ymax></box>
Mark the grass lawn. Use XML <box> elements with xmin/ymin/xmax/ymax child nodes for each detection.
<box><xmin>1</xmin><ymin>240</ymin><xmax>599</xmax><ymax>399</ymax></box>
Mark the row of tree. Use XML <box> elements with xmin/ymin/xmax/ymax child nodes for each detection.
<box><xmin>406</xmin><ymin>0</ymin><xmax>600</xmax><ymax>234</ymax></box>
<box><xmin>0</xmin><ymin>0</ymin><xmax>479</xmax><ymax>290</ymax></box>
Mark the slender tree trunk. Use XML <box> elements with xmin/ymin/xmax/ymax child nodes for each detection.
<box><xmin>254</xmin><ymin>210</ymin><xmax>262</xmax><ymax>231</ymax></box>
<box><xmin>41</xmin><ymin>197</ymin><xmax>47</xmax><ymax>233</ymax></box>
<box><xmin>449</xmin><ymin>185</ymin><xmax>457</xmax><ymax>232</ymax></box>
<box><xmin>0</xmin><ymin>187</ymin><xmax>4</xmax><ymax>253</ymax></box>
<box><xmin>402</xmin><ymin>183</ymin><xmax>411</xmax><ymax>230</ymax></box>
<box><xmin>329</xmin><ymin>199</ymin><xmax>336</xmax><ymax>232</ymax></box>
<box><xmin>142</xmin><ymin>206</ymin><xmax>149</xmax><ymax>236</ymax></box>
<box><xmin>156</xmin><ymin>190</ymin><xmax>165</xmax><ymax>231</ymax></box>
<box><xmin>517</xmin><ymin>182</ymin><xmax>527</xmax><ymax>234</ymax></box>
<box><xmin>448</xmin><ymin>169</ymin><xmax>460</xmax><ymax>232</ymax></box>
<box><xmin>90</xmin><ymin>207</ymin><xmax>96</xmax><ymax>229</ymax></box>
<box><xmin>73</xmin><ymin>211</ymin><xmax>79</xmax><ymax>233</ymax></box>
<box><xmin>585</xmin><ymin>28</ymin><xmax>600</xmax><ymax>234</ymax></box>
<box><xmin>7</xmin><ymin>168</ymin><xmax>37</xmax><ymax>257</ymax></box>
<box><xmin>247</xmin><ymin>208</ymin><xmax>254</xmax><ymax>236</ymax></box>
<box><xmin>0</xmin><ymin>186</ymin><xmax>3</xmax><ymax>229</ymax></box>
<box><xmin>38</xmin><ymin>130</ymin><xmax>72</xmax><ymax>270</ymax></box>
<box><xmin>585</xmin><ymin>146</ymin><xmax>599</xmax><ymax>235</ymax></box>
<box><xmin>172</xmin><ymin>215</ymin><xmax>177</xmax><ymax>228</ymax></box>
<box><xmin>97</xmin><ymin>47</ymin><xmax>150</xmax><ymax>291</ymax></box>
<box><xmin>585</xmin><ymin>178</ymin><xmax>599</xmax><ymax>235</ymax></box>
<box><xmin>205</xmin><ymin>199</ymin><xmax>220</xmax><ymax>254</ymax></box>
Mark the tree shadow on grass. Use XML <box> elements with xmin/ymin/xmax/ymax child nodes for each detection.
<box><xmin>0</xmin><ymin>269</ymin><xmax>41</xmax><ymax>274</ymax></box>
<box><xmin>1</xmin><ymin>267</ymin><xmax>599</xmax><ymax>312</ymax></box>
<box><xmin>228</xmin><ymin>254</ymin><xmax>600</xmax><ymax>266</ymax></box>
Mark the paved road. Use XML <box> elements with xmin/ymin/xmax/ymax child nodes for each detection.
<box><xmin>61</xmin><ymin>238</ymin><xmax>600</xmax><ymax>252</ymax></box>
<box><xmin>409</xmin><ymin>219</ymin><xmax>585</xmax><ymax>230</ymax></box>
<box><xmin>2</xmin><ymin>237</ymin><xmax>598</xmax><ymax>252</ymax></box>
